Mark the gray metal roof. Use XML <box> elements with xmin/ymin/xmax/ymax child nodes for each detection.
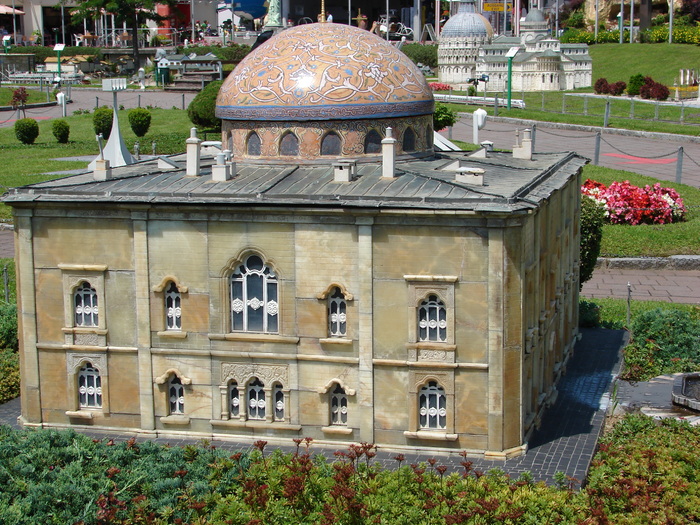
<box><xmin>3</xmin><ymin>151</ymin><xmax>587</xmax><ymax>214</ymax></box>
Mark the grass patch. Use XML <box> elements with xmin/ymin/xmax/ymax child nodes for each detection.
<box><xmin>0</xmin><ymin>87</ymin><xmax>50</xmax><ymax>106</ymax></box>
<box><xmin>584</xmin><ymin>297</ymin><xmax>700</xmax><ymax>329</ymax></box>
<box><xmin>583</xmin><ymin>165</ymin><xmax>700</xmax><ymax>256</ymax></box>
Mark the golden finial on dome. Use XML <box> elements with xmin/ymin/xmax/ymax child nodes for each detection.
<box><xmin>319</xmin><ymin>0</ymin><xmax>326</xmax><ymax>22</ymax></box>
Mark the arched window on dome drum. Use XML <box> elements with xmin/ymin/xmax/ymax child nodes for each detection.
<box><xmin>364</xmin><ymin>129</ymin><xmax>382</xmax><ymax>154</ymax></box>
<box><xmin>402</xmin><ymin>128</ymin><xmax>416</xmax><ymax>152</ymax></box>
<box><xmin>279</xmin><ymin>131</ymin><xmax>299</xmax><ymax>156</ymax></box>
<box><xmin>425</xmin><ymin>126</ymin><xmax>433</xmax><ymax>150</ymax></box>
<box><xmin>246</xmin><ymin>132</ymin><xmax>261</xmax><ymax>156</ymax></box>
<box><xmin>321</xmin><ymin>132</ymin><xmax>342</xmax><ymax>155</ymax></box>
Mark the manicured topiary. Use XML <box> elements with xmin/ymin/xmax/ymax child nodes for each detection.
<box><xmin>51</xmin><ymin>119</ymin><xmax>70</xmax><ymax>143</ymax></box>
<box><xmin>14</xmin><ymin>118</ymin><xmax>39</xmax><ymax>144</ymax></box>
<box><xmin>627</xmin><ymin>73</ymin><xmax>645</xmax><ymax>96</ymax></box>
<box><xmin>93</xmin><ymin>106</ymin><xmax>113</xmax><ymax>140</ymax></box>
<box><xmin>128</xmin><ymin>107</ymin><xmax>152</xmax><ymax>137</ymax></box>
<box><xmin>639</xmin><ymin>76</ymin><xmax>670</xmax><ymax>101</ymax></box>
<box><xmin>593</xmin><ymin>77</ymin><xmax>609</xmax><ymax>94</ymax></box>
<box><xmin>608</xmin><ymin>81</ymin><xmax>627</xmax><ymax>96</ymax></box>
<box><xmin>433</xmin><ymin>103</ymin><xmax>457</xmax><ymax>131</ymax></box>
<box><xmin>579</xmin><ymin>194</ymin><xmax>605</xmax><ymax>288</ymax></box>
<box><xmin>187</xmin><ymin>80</ymin><xmax>223</xmax><ymax>131</ymax></box>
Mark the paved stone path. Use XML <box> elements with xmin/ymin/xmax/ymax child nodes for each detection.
<box><xmin>582</xmin><ymin>267</ymin><xmax>700</xmax><ymax>304</ymax></box>
<box><xmin>0</xmin><ymin>328</ymin><xmax>625</xmax><ymax>487</ymax></box>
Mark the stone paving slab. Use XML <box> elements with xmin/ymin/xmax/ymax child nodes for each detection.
<box><xmin>0</xmin><ymin>328</ymin><xmax>625</xmax><ymax>488</ymax></box>
<box><xmin>581</xmin><ymin>267</ymin><xmax>700</xmax><ymax>304</ymax></box>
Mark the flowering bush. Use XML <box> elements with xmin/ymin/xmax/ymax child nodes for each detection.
<box><xmin>581</xmin><ymin>178</ymin><xmax>686</xmax><ymax>225</ymax></box>
<box><xmin>428</xmin><ymin>82</ymin><xmax>451</xmax><ymax>92</ymax></box>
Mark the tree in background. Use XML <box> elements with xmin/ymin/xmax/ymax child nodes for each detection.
<box><xmin>71</xmin><ymin>0</ymin><xmax>178</xmax><ymax>69</ymax></box>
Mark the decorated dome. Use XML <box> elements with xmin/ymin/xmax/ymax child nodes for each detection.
<box><xmin>216</xmin><ymin>23</ymin><xmax>434</xmax><ymax>122</ymax></box>
<box><xmin>440</xmin><ymin>0</ymin><xmax>493</xmax><ymax>39</ymax></box>
<box><xmin>524</xmin><ymin>8</ymin><xmax>546</xmax><ymax>22</ymax></box>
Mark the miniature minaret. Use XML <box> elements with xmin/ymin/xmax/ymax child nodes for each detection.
<box><xmin>88</xmin><ymin>79</ymin><xmax>135</xmax><ymax>170</ymax></box>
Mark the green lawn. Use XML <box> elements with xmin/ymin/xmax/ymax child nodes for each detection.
<box><xmin>0</xmin><ymin>87</ymin><xmax>52</xmax><ymax>107</ymax></box>
<box><xmin>585</xmin><ymin>297</ymin><xmax>700</xmax><ymax>329</ymax></box>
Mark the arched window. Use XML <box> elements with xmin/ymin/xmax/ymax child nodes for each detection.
<box><xmin>74</xmin><ymin>281</ymin><xmax>98</xmax><ymax>327</ymax></box>
<box><xmin>425</xmin><ymin>126</ymin><xmax>433</xmax><ymax>150</ymax></box>
<box><xmin>169</xmin><ymin>376</ymin><xmax>185</xmax><ymax>415</ymax></box>
<box><xmin>165</xmin><ymin>281</ymin><xmax>181</xmax><ymax>330</ymax></box>
<box><xmin>364</xmin><ymin>129</ymin><xmax>382</xmax><ymax>154</ymax></box>
<box><xmin>229</xmin><ymin>381</ymin><xmax>240</xmax><ymax>418</ymax></box>
<box><xmin>419</xmin><ymin>381</ymin><xmax>446</xmax><ymax>429</ymax></box>
<box><xmin>418</xmin><ymin>294</ymin><xmax>447</xmax><ymax>342</ymax></box>
<box><xmin>402</xmin><ymin>128</ymin><xmax>416</xmax><ymax>152</ymax></box>
<box><xmin>247</xmin><ymin>378</ymin><xmax>266</xmax><ymax>420</ymax></box>
<box><xmin>246</xmin><ymin>132</ymin><xmax>261</xmax><ymax>156</ymax></box>
<box><xmin>78</xmin><ymin>362</ymin><xmax>102</xmax><ymax>408</ymax></box>
<box><xmin>274</xmin><ymin>383</ymin><xmax>285</xmax><ymax>421</ymax></box>
<box><xmin>230</xmin><ymin>255</ymin><xmax>279</xmax><ymax>333</ymax></box>
<box><xmin>279</xmin><ymin>131</ymin><xmax>299</xmax><ymax>156</ymax></box>
<box><xmin>321</xmin><ymin>131</ymin><xmax>342</xmax><ymax>155</ymax></box>
<box><xmin>328</xmin><ymin>287</ymin><xmax>347</xmax><ymax>337</ymax></box>
<box><xmin>330</xmin><ymin>384</ymin><xmax>348</xmax><ymax>425</ymax></box>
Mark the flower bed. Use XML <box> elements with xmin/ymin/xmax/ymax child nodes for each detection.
<box><xmin>582</xmin><ymin>179</ymin><xmax>686</xmax><ymax>225</ymax></box>
<box><xmin>428</xmin><ymin>82</ymin><xmax>452</xmax><ymax>92</ymax></box>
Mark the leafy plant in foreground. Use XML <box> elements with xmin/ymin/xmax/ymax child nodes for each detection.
<box><xmin>14</xmin><ymin>118</ymin><xmax>39</xmax><ymax>145</ymax></box>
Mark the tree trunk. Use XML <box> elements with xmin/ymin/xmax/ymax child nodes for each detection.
<box><xmin>132</xmin><ymin>9</ymin><xmax>141</xmax><ymax>70</ymax></box>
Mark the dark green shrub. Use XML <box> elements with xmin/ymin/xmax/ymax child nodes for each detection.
<box><xmin>400</xmin><ymin>43</ymin><xmax>438</xmax><ymax>68</ymax></box>
<box><xmin>0</xmin><ymin>349</ymin><xmax>19</xmax><ymax>404</ymax></box>
<box><xmin>579</xmin><ymin>299</ymin><xmax>600</xmax><ymax>327</ymax></box>
<box><xmin>433</xmin><ymin>103</ymin><xmax>457</xmax><ymax>131</ymax></box>
<box><xmin>627</xmin><ymin>73</ymin><xmax>645</xmax><ymax>96</ymax></box>
<box><xmin>566</xmin><ymin>10</ymin><xmax>587</xmax><ymax>29</ymax></box>
<box><xmin>579</xmin><ymin>195</ymin><xmax>605</xmax><ymax>288</ymax></box>
<box><xmin>51</xmin><ymin>119</ymin><xmax>70</xmax><ymax>143</ymax></box>
<box><xmin>93</xmin><ymin>106</ymin><xmax>113</xmax><ymax>140</ymax></box>
<box><xmin>14</xmin><ymin>118</ymin><xmax>39</xmax><ymax>144</ymax></box>
<box><xmin>632</xmin><ymin>308</ymin><xmax>700</xmax><ymax>363</ymax></box>
<box><xmin>0</xmin><ymin>302</ymin><xmax>17</xmax><ymax>352</ymax></box>
<box><xmin>187</xmin><ymin>80</ymin><xmax>223</xmax><ymax>131</ymax></box>
<box><xmin>128</xmin><ymin>108</ymin><xmax>152</xmax><ymax>137</ymax></box>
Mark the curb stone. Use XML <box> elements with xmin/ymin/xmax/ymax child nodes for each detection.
<box><xmin>596</xmin><ymin>255</ymin><xmax>700</xmax><ymax>270</ymax></box>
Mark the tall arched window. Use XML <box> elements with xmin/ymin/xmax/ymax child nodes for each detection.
<box><xmin>169</xmin><ymin>376</ymin><xmax>185</xmax><ymax>415</ymax></box>
<box><xmin>229</xmin><ymin>381</ymin><xmax>240</xmax><ymax>418</ymax></box>
<box><xmin>165</xmin><ymin>281</ymin><xmax>181</xmax><ymax>330</ymax></box>
<box><xmin>279</xmin><ymin>131</ymin><xmax>299</xmax><ymax>156</ymax></box>
<box><xmin>330</xmin><ymin>384</ymin><xmax>348</xmax><ymax>425</ymax></box>
<box><xmin>78</xmin><ymin>362</ymin><xmax>102</xmax><ymax>408</ymax></box>
<box><xmin>419</xmin><ymin>381</ymin><xmax>446</xmax><ymax>429</ymax></box>
<box><xmin>246</xmin><ymin>132</ymin><xmax>261</xmax><ymax>156</ymax></box>
<box><xmin>364</xmin><ymin>129</ymin><xmax>382</xmax><ymax>154</ymax></box>
<box><xmin>230</xmin><ymin>255</ymin><xmax>279</xmax><ymax>333</ymax></box>
<box><xmin>328</xmin><ymin>287</ymin><xmax>347</xmax><ymax>337</ymax></box>
<box><xmin>274</xmin><ymin>383</ymin><xmax>285</xmax><ymax>421</ymax></box>
<box><xmin>247</xmin><ymin>378</ymin><xmax>266</xmax><ymax>420</ymax></box>
<box><xmin>74</xmin><ymin>281</ymin><xmax>98</xmax><ymax>327</ymax></box>
<box><xmin>402</xmin><ymin>128</ymin><xmax>416</xmax><ymax>152</ymax></box>
<box><xmin>321</xmin><ymin>132</ymin><xmax>342</xmax><ymax>155</ymax></box>
<box><xmin>418</xmin><ymin>294</ymin><xmax>447</xmax><ymax>342</ymax></box>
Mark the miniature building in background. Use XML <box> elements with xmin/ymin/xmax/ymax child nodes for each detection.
<box><xmin>6</xmin><ymin>23</ymin><xmax>585</xmax><ymax>458</ymax></box>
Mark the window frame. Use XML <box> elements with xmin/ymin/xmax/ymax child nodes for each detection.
<box><xmin>78</xmin><ymin>361</ymin><xmax>103</xmax><ymax>409</ymax></box>
<box><xmin>152</xmin><ymin>276</ymin><xmax>188</xmax><ymax>338</ymax></box>
<box><xmin>229</xmin><ymin>254</ymin><xmax>280</xmax><ymax>334</ymax></box>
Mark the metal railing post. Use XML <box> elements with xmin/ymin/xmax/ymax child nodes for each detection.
<box><xmin>676</xmin><ymin>147</ymin><xmax>683</xmax><ymax>184</ymax></box>
<box><xmin>594</xmin><ymin>132</ymin><xmax>601</xmax><ymax>165</ymax></box>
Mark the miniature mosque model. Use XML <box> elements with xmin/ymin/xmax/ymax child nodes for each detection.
<box><xmin>438</xmin><ymin>0</ymin><xmax>592</xmax><ymax>92</ymax></box>
<box><xmin>6</xmin><ymin>22</ymin><xmax>585</xmax><ymax>458</ymax></box>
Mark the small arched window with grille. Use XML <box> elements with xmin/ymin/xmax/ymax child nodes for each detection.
<box><xmin>74</xmin><ymin>281</ymin><xmax>98</xmax><ymax>327</ymax></box>
<box><xmin>165</xmin><ymin>281</ymin><xmax>181</xmax><ymax>330</ymax></box>
<box><xmin>328</xmin><ymin>287</ymin><xmax>347</xmax><ymax>337</ymax></box>
<box><xmin>330</xmin><ymin>384</ymin><xmax>348</xmax><ymax>425</ymax></box>
<box><xmin>247</xmin><ymin>132</ymin><xmax>261</xmax><ymax>156</ymax></box>
<box><xmin>274</xmin><ymin>383</ymin><xmax>285</xmax><ymax>421</ymax></box>
<box><xmin>247</xmin><ymin>377</ymin><xmax>266</xmax><ymax>420</ymax></box>
<box><xmin>419</xmin><ymin>381</ymin><xmax>446</xmax><ymax>429</ymax></box>
<box><xmin>418</xmin><ymin>294</ymin><xmax>447</xmax><ymax>342</ymax></box>
<box><xmin>78</xmin><ymin>362</ymin><xmax>102</xmax><ymax>408</ymax></box>
<box><xmin>229</xmin><ymin>381</ymin><xmax>240</xmax><ymax>418</ymax></box>
<box><xmin>168</xmin><ymin>376</ymin><xmax>185</xmax><ymax>415</ymax></box>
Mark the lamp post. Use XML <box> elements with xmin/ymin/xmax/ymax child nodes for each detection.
<box><xmin>53</xmin><ymin>43</ymin><xmax>65</xmax><ymax>84</ymax></box>
<box><xmin>618</xmin><ymin>0</ymin><xmax>623</xmax><ymax>44</ymax></box>
<box><xmin>506</xmin><ymin>46</ymin><xmax>519</xmax><ymax>109</ymax></box>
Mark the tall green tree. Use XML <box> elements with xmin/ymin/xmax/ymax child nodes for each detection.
<box><xmin>71</xmin><ymin>0</ymin><xmax>178</xmax><ymax>69</ymax></box>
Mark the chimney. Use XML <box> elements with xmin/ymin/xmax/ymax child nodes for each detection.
<box><xmin>455</xmin><ymin>166</ymin><xmax>484</xmax><ymax>186</ymax></box>
<box><xmin>186</xmin><ymin>127</ymin><xmax>202</xmax><ymax>176</ymax></box>
<box><xmin>382</xmin><ymin>127</ymin><xmax>397</xmax><ymax>179</ymax></box>
<box><xmin>513</xmin><ymin>129</ymin><xmax>533</xmax><ymax>160</ymax></box>
<box><xmin>93</xmin><ymin>158</ymin><xmax>112</xmax><ymax>181</ymax></box>
<box><xmin>223</xmin><ymin>149</ymin><xmax>237</xmax><ymax>178</ymax></box>
<box><xmin>333</xmin><ymin>159</ymin><xmax>357</xmax><ymax>182</ymax></box>
<box><xmin>212</xmin><ymin>153</ymin><xmax>232</xmax><ymax>181</ymax></box>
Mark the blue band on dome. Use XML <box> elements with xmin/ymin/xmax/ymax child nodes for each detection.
<box><xmin>216</xmin><ymin>100</ymin><xmax>435</xmax><ymax>121</ymax></box>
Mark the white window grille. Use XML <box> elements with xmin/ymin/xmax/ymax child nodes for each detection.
<box><xmin>78</xmin><ymin>362</ymin><xmax>102</xmax><ymax>408</ymax></box>
<box><xmin>418</xmin><ymin>294</ymin><xmax>447</xmax><ymax>342</ymax></box>
<box><xmin>419</xmin><ymin>381</ymin><xmax>447</xmax><ymax>429</ymax></box>
<box><xmin>229</xmin><ymin>381</ymin><xmax>240</xmax><ymax>418</ymax></box>
<box><xmin>230</xmin><ymin>255</ymin><xmax>279</xmax><ymax>333</ymax></box>
<box><xmin>328</xmin><ymin>287</ymin><xmax>347</xmax><ymax>337</ymax></box>
<box><xmin>168</xmin><ymin>376</ymin><xmax>185</xmax><ymax>415</ymax></box>
<box><xmin>330</xmin><ymin>384</ymin><xmax>348</xmax><ymax>425</ymax></box>
<box><xmin>74</xmin><ymin>281</ymin><xmax>98</xmax><ymax>327</ymax></box>
<box><xmin>274</xmin><ymin>383</ymin><xmax>285</xmax><ymax>421</ymax></box>
<box><xmin>165</xmin><ymin>282</ymin><xmax>182</xmax><ymax>330</ymax></box>
<box><xmin>247</xmin><ymin>378</ymin><xmax>266</xmax><ymax>420</ymax></box>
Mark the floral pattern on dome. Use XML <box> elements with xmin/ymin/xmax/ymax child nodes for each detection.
<box><xmin>216</xmin><ymin>23</ymin><xmax>434</xmax><ymax>121</ymax></box>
